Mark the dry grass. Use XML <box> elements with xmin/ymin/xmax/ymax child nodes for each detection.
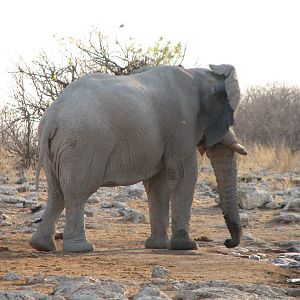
<box><xmin>238</xmin><ymin>143</ymin><xmax>300</xmax><ymax>173</ymax></box>
<box><xmin>197</xmin><ymin>143</ymin><xmax>300</xmax><ymax>175</ymax></box>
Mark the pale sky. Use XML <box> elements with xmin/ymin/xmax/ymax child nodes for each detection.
<box><xmin>0</xmin><ymin>0</ymin><xmax>299</xmax><ymax>105</ymax></box>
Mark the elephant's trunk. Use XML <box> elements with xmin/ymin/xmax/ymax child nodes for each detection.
<box><xmin>206</xmin><ymin>144</ymin><xmax>242</xmax><ymax>248</ymax></box>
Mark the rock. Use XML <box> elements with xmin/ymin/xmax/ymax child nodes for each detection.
<box><xmin>134</xmin><ymin>285</ymin><xmax>169</xmax><ymax>299</ymax></box>
<box><xmin>112</xmin><ymin>201</ymin><xmax>128</xmax><ymax>209</ymax></box>
<box><xmin>272</xmin><ymin>253</ymin><xmax>300</xmax><ymax>268</ymax></box>
<box><xmin>16</xmin><ymin>176</ymin><xmax>27</xmax><ymax>184</ymax></box>
<box><xmin>120</xmin><ymin>207</ymin><xmax>146</xmax><ymax>223</ymax></box>
<box><xmin>283</xmin><ymin>199</ymin><xmax>300</xmax><ymax>212</ymax></box>
<box><xmin>1</xmin><ymin>195</ymin><xmax>26</xmax><ymax>204</ymax></box>
<box><xmin>87</xmin><ymin>196</ymin><xmax>100</xmax><ymax>203</ymax></box>
<box><xmin>285</xmin><ymin>188</ymin><xmax>300</xmax><ymax>198</ymax></box>
<box><xmin>111</xmin><ymin>201</ymin><xmax>146</xmax><ymax>223</ymax></box>
<box><xmin>265</xmin><ymin>201</ymin><xmax>281</xmax><ymax>209</ymax></box>
<box><xmin>271</xmin><ymin>213</ymin><xmax>300</xmax><ymax>224</ymax></box>
<box><xmin>2</xmin><ymin>272</ymin><xmax>23</xmax><ymax>281</ymax></box>
<box><xmin>242</xmin><ymin>233</ymin><xmax>255</xmax><ymax>242</ymax></box>
<box><xmin>249</xmin><ymin>254</ymin><xmax>261</xmax><ymax>260</ymax></box>
<box><xmin>275</xmin><ymin>240</ymin><xmax>300</xmax><ymax>252</ymax></box>
<box><xmin>16</xmin><ymin>183</ymin><xmax>30</xmax><ymax>193</ymax></box>
<box><xmin>237</xmin><ymin>184</ymin><xmax>273</xmax><ymax>209</ymax></box>
<box><xmin>25</xmin><ymin>192</ymin><xmax>39</xmax><ymax>201</ymax></box>
<box><xmin>0</xmin><ymin>185</ymin><xmax>18</xmax><ymax>195</ymax></box>
<box><xmin>287</xmin><ymin>278</ymin><xmax>300</xmax><ymax>284</ymax></box>
<box><xmin>84</xmin><ymin>208</ymin><xmax>94</xmax><ymax>217</ymax></box>
<box><xmin>101</xmin><ymin>202</ymin><xmax>113</xmax><ymax>208</ymax></box>
<box><xmin>195</xmin><ymin>236</ymin><xmax>213</xmax><ymax>242</ymax></box>
<box><xmin>54</xmin><ymin>278</ymin><xmax>127</xmax><ymax>299</ymax></box>
<box><xmin>287</xmin><ymin>288</ymin><xmax>300</xmax><ymax>297</ymax></box>
<box><xmin>0</xmin><ymin>176</ymin><xmax>9</xmax><ymax>184</ymax></box>
<box><xmin>126</xmin><ymin>183</ymin><xmax>144</xmax><ymax>198</ymax></box>
<box><xmin>86</xmin><ymin>223</ymin><xmax>97</xmax><ymax>229</ymax></box>
<box><xmin>26</xmin><ymin>275</ymin><xmax>48</xmax><ymax>284</ymax></box>
<box><xmin>239</xmin><ymin>212</ymin><xmax>250</xmax><ymax>227</ymax></box>
<box><xmin>0</xmin><ymin>290</ymin><xmax>47</xmax><ymax>299</ymax></box>
<box><xmin>152</xmin><ymin>265</ymin><xmax>170</xmax><ymax>278</ymax></box>
<box><xmin>173</xmin><ymin>280</ymin><xmax>288</xmax><ymax>299</ymax></box>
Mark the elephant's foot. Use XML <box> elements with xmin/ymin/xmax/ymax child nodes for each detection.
<box><xmin>29</xmin><ymin>232</ymin><xmax>56</xmax><ymax>252</ymax></box>
<box><xmin>63</xmin><ymin>238</ymin><xmax>95</xmax><ymax>253</ymax></box>
<box><xmin>168</xmin><ymin>229</ymin><xmax>198</xmax><ymax>250</ymax></box>
<box><xmin>145</xmin><ymin>234</ymin><xmax>168</xmax><ymax>249</ymax></box>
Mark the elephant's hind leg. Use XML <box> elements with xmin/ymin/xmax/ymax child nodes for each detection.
<box><xmin>30</xmin><ymin>167</ymin><xmax>64</xmax><ymax>252</ymax></box>
<box><xmin>143</xmin><ymin>169</ymin><xmax>169</xmax><ymax>249</ymax></box>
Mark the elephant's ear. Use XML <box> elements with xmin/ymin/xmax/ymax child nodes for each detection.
<box><xmin>204</xmin><ymin>64</ymin><xmax>240</xmax><ymax>147</ymax></box>
<box><xmin>209</xmin><ymin>64</ymin><xmax>240</xmax><ymax>110</ymax></box>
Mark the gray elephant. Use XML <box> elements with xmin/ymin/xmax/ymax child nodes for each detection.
<box><xmin>30</xmin><ymin>64</ymin><xmax>245</xmax><ymax>253</ymax></box>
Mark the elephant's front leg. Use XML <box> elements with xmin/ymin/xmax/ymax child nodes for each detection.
<box><xmin>143</xmin><ymin>169</ymin><xmax>169</xmax><ymax>249</ymax></box>
<box><xmin>166</xmin><ymin>153</ymin><xmax>198</xmax><ymax>250</ymax></box>
<box><xmin>63</xmin><ymin>200</ymin><xmax>95</xmax><ymax>253</ymax></box>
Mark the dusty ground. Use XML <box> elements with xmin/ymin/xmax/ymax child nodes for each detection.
<box><xmin>0</xmin><ymin>172</ymin><xmax>299</xmax><ymax>298</ymax></box>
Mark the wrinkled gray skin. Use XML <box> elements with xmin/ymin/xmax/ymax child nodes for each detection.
<box><xmin>30</xmin><ymin>64</ymin><xmax>242</xmax><ymax>253</ymax></box>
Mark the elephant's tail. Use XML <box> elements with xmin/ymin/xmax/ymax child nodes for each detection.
<box><xmin>35</xmin><ymin>118</ymin><xmax>58</xmax><ymax>191</ymax></box>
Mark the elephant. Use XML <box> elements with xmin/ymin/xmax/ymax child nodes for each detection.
<box><xmin>30</xmin><ymin>64</ymin><xmax>245</xmax><ymax>253</ymax></box>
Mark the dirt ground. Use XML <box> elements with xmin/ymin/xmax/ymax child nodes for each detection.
<box><xmin>0</xmin><ymin>175</ymin><xmax>299</xmax><ymax>297</ymax></box>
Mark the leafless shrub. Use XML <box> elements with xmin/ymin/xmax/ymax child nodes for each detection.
<box><xmin>235</xmin><ymin>83</ymin><xmax>300</xmax><ymax>152</ymax></box>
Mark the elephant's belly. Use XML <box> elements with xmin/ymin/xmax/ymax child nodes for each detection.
<box><xmin>102</xmin><ymin>153</ymin><xmax>163</xmax><ymax>187</ymax></box>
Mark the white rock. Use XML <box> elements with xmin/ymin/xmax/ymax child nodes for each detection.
<box><xmin>237</xmin><ymin>185</ymin><xmax>273</xmax><ymax>210</ymax></box>
<box><xmin>2</xmin><ymin>272</ymin><xmax>23</xmax><ymax>281</ymax></box>
<box><xmin>85</xmin><ymin>223</ymin><xmax>97</xmax><ymax>229</ymax></box>
<box><xmin>283</xmin><ymin>199</ymin><xmax>300</xmax><ymax>212</ymax></box>
<box><xmin>101</xmin><ymin>202</ymin><xmax>113</xmax><ymax>208</ymax></box>
<box><xmin>126</xmin><ymin>183</ymin><xmax>145</xmax><ymax>198</ymax></box>
<box><xmin>0</xmin><ymin>185</ymin><xmax>18</xmax><ymax>195</ymax></box>
<box><xmin>239</xmin><ymin>212</ymin><xmax>250</xmax><ymax>227</ymax></box>
<box><xmin>0</xmin><ymin>176</ymin><xmax>9</xmax><ymax>184</ymax></box>
<box><xmin>84</xmin><ymin>208</ymin><xmax>94</xmax><ymax>217</ymax></box>
<box><xmin>271</xmin><ymin>213</ymin><xmax>300</xmax><ymax>224</ymax></box>
<box><xmin>120</xmin><ymin>207</ymin><xmax>146</xmax><ymax>223</ymax></box>
<box><xmin>152</xmin><ymin>265</ymin><xmax>170</xmax><ymax>278</ymax></box>
<box><xmin>285</xmin><ymin>188</ymin><xmax>300</xmax><ymax>198</ymax></box>
<box><xmin>26</xmin><ymin>275</ymin><xmax>48</xmax><ymax>284</ymax></box>
<box><xmin>112</xmin><ymin>201</ymin><xmax>128</xmax><ymax>209</ymax></box>
<box><xmin>265</xmin><ymin>201</ymin><xmax>281</xmax><ymax>209</ymax></box>
<box><xmin>54</xmin><ymin>278</ymin><xmax>127</xmax><ymax>299</ymax></box>
<box><xmin>2</xmin><ymin>195</ymin><xmax>26</xmax><ymax>204</ymax></box>
<box><xmin>25</xmin><ymin>192</ymin><xmax>39</xmax><ymax>200</ymax></box>
<box><xmin>87</xmin><ymin>196</ymin><xmax>100</xmax><ymax>203</ymax></box>
<box><xmin>134</xmin><ymin>285</ymin><xmax>169</xmax><ymax>300</ymax></box>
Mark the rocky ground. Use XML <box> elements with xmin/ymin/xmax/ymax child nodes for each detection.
<box><xmin>0</xmin><ymin>167</ymin><xmax>300</xmax><ymax>299</ymax></box>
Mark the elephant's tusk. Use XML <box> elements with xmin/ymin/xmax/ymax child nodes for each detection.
<box><xmin>229</xmin><ymin>143</ymin><xmax>247</xmax><ymax>155</ymax></box>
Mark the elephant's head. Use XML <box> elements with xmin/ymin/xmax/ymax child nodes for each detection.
<box><xmin>197</xmin><ymin>65</ymin><xmax>244</xmax><ymax>248</ymax></box>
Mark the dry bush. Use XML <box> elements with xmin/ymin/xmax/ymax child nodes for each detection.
<box><xmin>0</xmin><ymin>147</ymin><xmax>17</xmax><ymax>180</ymax></box>
<box><xmin>235</xmin><ymin>83</ymin><xmax>300</xmax><ymax>151</ymax></box>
